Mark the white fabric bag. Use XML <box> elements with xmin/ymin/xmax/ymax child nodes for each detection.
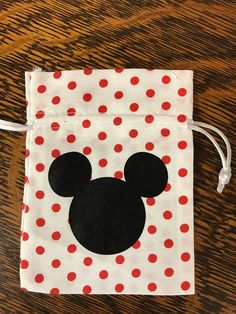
<box><xmin>0</xmin><ymin>68</ymin><xmax>231</xmax><ymax>295</ymax></box>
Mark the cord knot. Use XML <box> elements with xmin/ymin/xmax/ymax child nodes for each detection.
<box><xmin>217</xmin><ymin>167</ymin><xmax>232</xmax><ymax>193</ymax></box>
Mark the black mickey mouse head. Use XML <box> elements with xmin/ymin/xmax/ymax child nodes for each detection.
<box><xmin>48</xmin><ymin>152</ymin><xmax>168</xmax><ymax>255</ymax></box>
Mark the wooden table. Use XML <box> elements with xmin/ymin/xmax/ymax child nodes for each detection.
<box><xmin>0</xmin><ymin>1</ymin><xmax>235</xmax><ymax>313</ymax></box>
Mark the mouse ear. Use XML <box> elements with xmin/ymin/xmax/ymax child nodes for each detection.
<box><xmin>124</xmin><ymin>152</ymin><xmax>168</xmax><ymax>197</ymax></box>
<box><xmin>48</xmin><ymin>152</ymin><xmax>92</xmax><ymax>197</ymax></box>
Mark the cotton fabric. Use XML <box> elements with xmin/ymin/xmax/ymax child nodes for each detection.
<box><xmin>21</xmin><ymin>69</ymin><xmax>194</xmax><ymax>295</ymax></box>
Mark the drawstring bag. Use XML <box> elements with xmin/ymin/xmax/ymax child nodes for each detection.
<box><xmin>0</xmin><ymin>68</ymin><xmax>232</xmax><ymax>295</ymax></box>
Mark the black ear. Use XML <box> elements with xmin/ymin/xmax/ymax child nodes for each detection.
<box><xmin>48</xmin><ymin>152</ymin><xmax>92</xmax><ymax>197</ymax></box>
<box><xmin>124</xmin><ymin>152</ymin><xmax>168</xmax><ymax>197</ymax></box>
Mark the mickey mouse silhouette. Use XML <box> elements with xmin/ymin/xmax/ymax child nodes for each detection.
<box><xmin>48</xmin><ymin>152</ymin><xmax>168</xmax><ymax>255</ymax></box>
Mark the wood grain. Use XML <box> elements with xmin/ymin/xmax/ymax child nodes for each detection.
<box><xmin>0</xmin><ymin>0</ymin><xmax>235</xmax><ymax>313</ymax></box>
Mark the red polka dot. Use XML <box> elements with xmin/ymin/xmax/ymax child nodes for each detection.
<box><xmin>132</xmin><ymin>240</ymin><xmax>141</xmax><ymax>249</ymax></box>
<box><xmin>67</xmin><ymin>108</ymin><xmax>76</xmax><ymax>116</ymax></box>
<box><xmin>51</xmin><ymin>149</ymin><xmax>60</xmax><ymax>158</ymax></box>
<box><xmin>21</xmin><ymin>288</ymin><xmax>28</xmax><ymax>292</ymax></box>
<box><xmin>53</xmin><ymin>71</ymin><xmax>62</xmax><ymax>79</ymax></box>
<box><xmin>129</xmin><ymin>129</ymin><xmax>138</xmax><ymax>138</ymax></box>
<box><xmin>115</xmin><ymin>283</ymin><xmax>124</xmax><ymax>293</ymax></box>
<box><xmin>98</xmin><ymin>105</ymin><xmax>107</xmax><ymax>114</ymax></box>
<box><xmin>35</xmin><ymin>136</ymin><xmax>44</xmax><ymax>145</ymax></box>
<box><xmin>164</xmin><ymin>239</ymin><xmax>173</xmax><ymax>248</ymax></box>
<box><xmin>181</xmin><ymin>252</ymin><xmax>191</xmax><ymax>262</ymax></box>
<box><xmin>24</xmin><ymin>176</ymin><xmax>29</xmax><ymax>184</ymax></box>
<box><xmin>83</xmin><ymin>146</ymin><xmax>92</xmax><ymax>155</ymax></box>
<box><xmin>67</xmin><ymin>244</ymin><xmax>77</xmax><ymax>253</ymax></box>
<box><xmin>36</xmin><ymin>218</ymin><xmax>45</xmax><ymax>227</ymax></box>
<box><xmin>162</xmin><ymin>75</ymin><xmax>171</xmax><ymax>84</ymax></box>
<box><xmin>181</xmin><ymin>281</ymin><xmax>190</xmax><ymax>291</ymax></box>
<box><xmin>35</xmin><ymin>274</ymin><xmax>44</xmax><ymax>283</ymax></box>
<box><xmin>130</xmin><ymin>103</ymin><xmax>139</xmax><ymax>112</ymax></box>
<box><xmin>67</xmin><ymin>134</ymin><xmax>76</xmax><ymax>143</ymax></box>
<box><xmin>148</xmin><ymin>254</ymin><xmax>157</xmax><ymax>263</ymax></box>
<box><xmin>130</xmin><ymin>76</ymin><xmax>139</xmax><ymax>85</ymax></box>
<box><xmin>37</xmin><ymin>85</ymin><xmax>46</xmax><ymax>93</ymax></box>
<box><xmin>148</xmin><ymin>225</ymin><xmax>157</xmax><ymax>234</ymax></box>
<box><xmin>178</xmin><ymin>168</ymin><xmax>188</xmax><ymax>177</ymax></box>
<box><xmin>84</xmin><ymin>257</ymin><xmax>93</xmax><ymax>266</ymax></box>
<box><xmin>148</xmin><ymin>282</ymin><xmax>157</xmax><ymax>292</ymax></box>
<box><xmin>26</xmin><ymin>100</ymin><xmax>28</xmax><ymax>107</ymax></box>
<box><xmin>83</xmin><ymin>285</ymin><xmax>92</xmax><ymax>294</ymax></box>
<box><xmin>163</xmin><ymin>210</ymin><xmax>172</xmax><ymax>220</ymax></box>
<box><xmin>84</xmin><ymin>69</ymin><xmax>93</xmax><ymax>75</ymax></box>
<box><xmin>98</xmin><ymin>132</ymin><xmax>107</xmax><ymax>140</ymax></box>
<box><xmin>114</xmin><ymin>144</ymin><xmax>123</xmax><ymax>153</ymax></box>
<box><xmin>20</xmin><ymin>260</ymin><xmax>29</xmax><ymax>269</ymax></box>
<box><xmin>115</xmin><ymin>255</ymin><xmax>125</xmax><ymax>264</ymax></box>
<box><xmin>51</xmin><ymin>122</ymin><xmax>60</xmax><ymax>131</ymax></box>
<box><xmin>180</xmin><ymin>224</ymin><xmax>190</xmax><ymax>233</ymax></box>
<box><xmin>113</xmin><ymin>117</ymin><xmax>122</xmax><ymax>125</ymax></box>
<box><xmin>145</xmin><ymin>114</ymin><xmax>154</xmax><ymax>123</ymax></box>
<box><xmin>36</xmin><ymin>163</ymin><xmax>45</xmax><ymax>172</ymax></box>
<box><xmin>52</xmin><ymin>259</ymin><xmax>61</xmax><ymax>268</ymax></box>
<box><xmin>161</xmin><ymin>128</ymin><xmax>170</xmax><ymax>137</ymax></box>
<box><xmin>164</xmin><ymin>183</ymin><xmax>171</xmax><ymax>192</ymax></box>
<box><xmin>24</xmin><ymin>205</ymin><xmax>29</xmax><ymax>213</ymax></box>
<box><xmin>22</xmin><ymin>231</ymin><xmax>29</xmax><ymax>241</ymax></box>
<box><xmin>114</xmin><ymin>171</ymin><xmax>123</xmax><ymax>179</ymax></box>
<box><xmin>25</xmin><ymin>149</ymin><xmax>30</xmax><ymax>158</ymax></box>
<box><xmin>52</xmin><ymin>96</ymin><xmax>61</xmax><ymax>105</ymax></box>
<box><xmin>146</xmin><ymin>89</ymin><xmax>155</xmax><ymax>97</ymax></box>
<box><xmin>131</xmin><ymin>268</ymin><xmax>141</xmax><ymax>278</ymax></box>
<box><xmin>35</xmin><ymin>110</ymin><xmax>45</xmax><ymax>119</ymax></box>
<box><xmin>164</xmin><ymin>268</ymin><xmax>174</xmax><ymax>277</ymax></box>
<box><xmin>145</xmin><ymin>142</ymin><xmax>154</xmax><ymax>151</ymax></box>
<box><xmin>115</xmin><ymin>68</ymin><xmax>123</xmax><ymax>73</ymax></box>
<box><xmin>82</xmin><ymin>119</ymin><xmax>91</xmax><ymax>128</ymax></box>
<box><xmin>146</xmin><ymin>198</ymin><xmax>155</xmax><ymax>206</ymax></box>
<box><xmin>36</xmin><ymin>246</ymin><xmax>45</xmax><ymax>255</ymax></box>
<box><xmin>177</xmin><ymin>114</ymin><xmax>187</xmax><ymax>122</ymax></box>
<box><xmin>52</xmin><ymin>231</ymin><xmax>61</xmax><ymax>240</ymax></box>
<box><xmin>67</xmin><ymin>272</ymin><xmax>76</xmax><ymax>281</ymax></box>
<box><xmin>83</xmin><ymin>93</ymin><xmax>92</xmax><ymax>102</ymax></box>
<box><xmin>50</xmin><ymin>288</ymin><xmax>60</xmax><ymax>295</ymax></box>
<box><xmin>99</xmin><ymin>79</ymin><xmax>108</xmax><ymax>87</ymax></box>
<box><xmin>99</xmin><ymin>159</ymin><xmax>107</xmax><ymax>167</ymax></box>
<box><xmin>178</xmin><ymin>88</ymin><xmax>187</xmax><ymax>96</ymax></box>
<box><xmin>52</xmin><ymin>203</ymin><xmax>61</xmax><ymax>212</ymax></box>
<box><xmin>99</xmin><ymin>270</ymin><xmax>108</xmax><ymax>279</ymax></box>
<box><xmin>162</xmin><ymin>101</ymin><xmax>171</xmax><ymax>110</ymax></box>
<box><xmin>114</xmin><ymin>91</ymin><xmax>123</xmax><ymax>99</ymax></box>
<box><xmin>178</xmin><ymin>140</ymin><xmax>187</xmax><ymax>149</ymax></box>
<box><xmin>162</xmin><ymin>155</ymin><xmax>171</xmax><ymax>164</ymax></box>
<box><xmin>67</xmin><ymin>81</ymin><xmax>77</xmax><ymax>90</ymax></box>
<box><xmin>36</xmin><ymin>191</ymin><xmax>44</xmax><ymax>199</ymax></box>
<box><xmin>179</xmin><ymin>195</ymin><xmax>188</xmax><ymax>205</ymax></box>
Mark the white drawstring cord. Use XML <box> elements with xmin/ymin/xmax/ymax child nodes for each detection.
<box><xmin>0</xmin><ymin>116</ymin><xmax>231</xmax><ymax>193</ymax></box>
<box><xmin>0</xmin><ymin>119</ymin><xmax>33</xmax><ymax>132</ymax></box>
<box><xmin>188</xmin><ymin>120</ymin><xmax>232</xmax><ymax>193</ymax></box>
